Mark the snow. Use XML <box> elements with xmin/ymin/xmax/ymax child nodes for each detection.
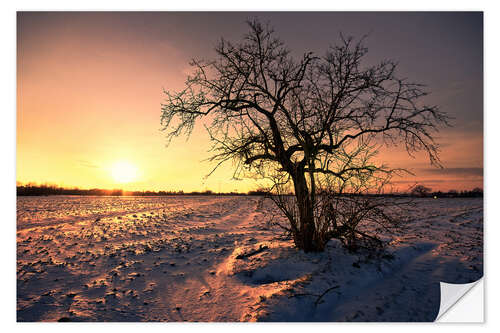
<box><xmin>16</xmin><ymin>195</ymin><xmax>483</xmax><ymax>322</ymax></box>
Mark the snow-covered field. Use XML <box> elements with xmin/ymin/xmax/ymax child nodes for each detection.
<box><xmin>16</xmin><ymin>195</ymin><xmax>483</xmax><ymax>322</ymax></box>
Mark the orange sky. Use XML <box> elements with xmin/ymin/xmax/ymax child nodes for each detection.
<box><xmin>16</xmin><ymin>12</ymin><xmax>483</xmax><ymax>193</ymax></box>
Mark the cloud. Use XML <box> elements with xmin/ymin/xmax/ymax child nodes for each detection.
<box><xmin>418</xmin><ymin>167</ymin><xmax>483</xmax><ymax>177</ymax></box>
<box><xmin>392</xmin><ymin>179</ymin><xmax>448</xmax><ymax>184</ymax></box>
<box><xmin>77</xmin><ymin>159</ymin><xmax>99</xmax><ymax>169</ymax></box>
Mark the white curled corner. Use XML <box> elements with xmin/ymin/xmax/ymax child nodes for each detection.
<box><xmin>435</xmin><ymin>278</ymin><xmax>484</xmax><ymax>322</ymax></box>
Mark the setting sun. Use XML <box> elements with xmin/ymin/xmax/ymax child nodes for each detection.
<box><xmin>111</xmin><ymin>161</ymin><xmax>138</xmax><ymax>183</ymax></box>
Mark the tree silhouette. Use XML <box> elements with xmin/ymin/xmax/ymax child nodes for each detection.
<box><xmin>411</xmin><ymin>184</ymin><xmax>432</xmax><ymax>197</ymax></box>
<box><xmin>161</xmin><ymin>20</ymin><xmax>449</xmax><ymax>252</ymax></box>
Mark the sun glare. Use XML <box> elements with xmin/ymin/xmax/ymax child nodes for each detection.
<box><xmin>111</xmin><ymin>161</ymin><xmax>138</xmax><ymax>183</ymax></box>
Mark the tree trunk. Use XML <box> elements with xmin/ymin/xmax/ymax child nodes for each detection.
<box><xmin>292</xmin><ymin>170</ymin><xmax>323</xmax><ymax>252</ymax></box>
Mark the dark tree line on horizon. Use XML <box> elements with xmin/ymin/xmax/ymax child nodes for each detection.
<box><xmin>16</xmin><ymin>184</ymin><xmax>235</xmax><ymax>197</ymax></box>
<box><xmin>16</xmin><ymin>184</ymin><xmax>483</xmax><ymax>198</ymax></box>
<box><xmin>16</xmin><ymin>183</ymin><xmax>482</xmax><ymax>198</ymax></box>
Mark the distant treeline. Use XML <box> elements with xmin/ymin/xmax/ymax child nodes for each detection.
<box><xmin>424</xmin><ymin>189</ymin><xmax>483</xmax><ymax>198</ymax></box>
<box><xmin>16</xmin><ymin>184</ymin><xmax>247</xmax><ymax>196</ymax></box>
<box><xmin>246</xmin><ymin>187</ymin><xmax>484</xmax><ymax>198</ymax></box>
<box><xmin>16</xmin><ymin>183</ymin><xmax>483</xmax><ymax>198</ymax></box>
<box><xmin>407</xmin><ymin>185</ymin><xmax>483</xmax><ymax>198</ymax></box>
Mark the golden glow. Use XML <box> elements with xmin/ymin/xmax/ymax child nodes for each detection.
<box><xmin>16</xmin><ymin>13</ymin><xmax>483</xmax><ymax>193</ymax></box>
<box><xmin>110</xmin><ymin>161</ymin><xmax>138</xmax><ymax>184</ymax></box>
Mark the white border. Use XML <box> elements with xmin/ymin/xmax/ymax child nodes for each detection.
<box><xmin>3</xmin><ymin>1</ymin><xmax>498</xmax><ymax>332</ymax></box>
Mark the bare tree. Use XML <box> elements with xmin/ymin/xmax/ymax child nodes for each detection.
<box><xmin>411</xmin><ymin>184</ymin><xmax>432</xmax><ymax>197</ymax></box>
<box><xmin>161</xmin><ymin>20</ymin><xmax>450</xmax><ymax>252</ymax></box>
